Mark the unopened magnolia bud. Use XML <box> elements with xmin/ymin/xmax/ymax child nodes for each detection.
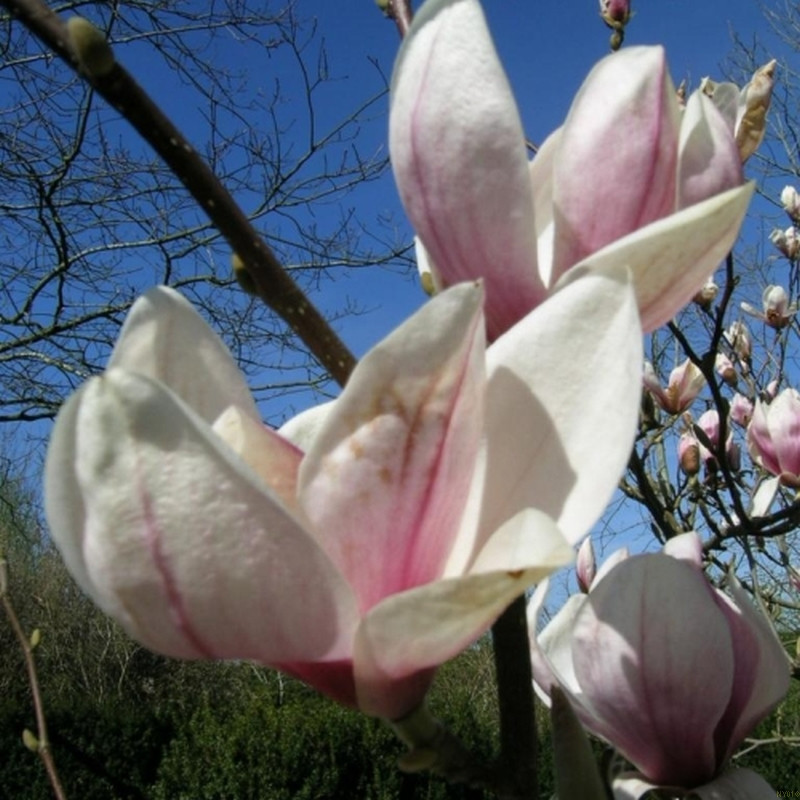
<box><xmin>715</xmin><ymin>353</ymin><xmax>737</xmax><ymax>386</ymax></box>
<box><xmin>576</xmin><ymin>537</ymin><xmax>596</xmax><ymax>593</ymax></box>
<box><xmin>600</xmin><ymin>0</ymin><xmax>631</xmax><ymax>26</ymax></box>
<box><xmin>736</xmin><ymin>59</ymin><xmax>776</xmax><ymax>163</ymax></box>
<box><xmin>679</xmin><ymin>433</ymin><xmax>701</xmax><ymax>475</ymax></box>
<box><xmin>231</xmin><ymin>253</ymin><xmax>258</xmax><ymax>296</ymax></box>
<box><xmin>693</xmin><ymin>278</ymin><xmax>718</xmax><ymax>309</ymax></box>
<box><xmin>22</xmin><ymin>729</ymin><xmax>39</xmax><ymax>752</ymax></box>
<box><xmin>770</xmin><ymin>227</ymin><xmax>800</xmax><ymax>260</ymax></box>
<box><xmin>29</xmin><ymin>628</ymin><xmax>41</xmax><ymax>649</ymax></box>
<box><xmin>67</xmin><ymin>17</ymin><xmax>115</xmax><ymax>77</ymax></box>
<box><xmin>781</xmin><ymin>186</ymin><xmax>800</xmax><ymax>223</ymax></box>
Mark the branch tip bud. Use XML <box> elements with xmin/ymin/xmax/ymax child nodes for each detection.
<box><xmin>67</xmin><ymin>17</ymin><xmax>115</xmax><ymax>78</ymax></box>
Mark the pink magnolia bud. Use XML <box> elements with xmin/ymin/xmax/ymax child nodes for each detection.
<box><xmin>692</xmin><ymin>277</ymin><xmax>718</xmax><ymax>309</ymax></box>
<box><xmin>747</xmin><ymin>388</ymin><xmax>800</xmax><ymax>487</ymax></box>
<box><xmin>679</xmin><ymin>432</ymin><xmax>701</xmax><ymax>475</ymax></box>
<box><xmin>770</xmin><ymin>226</ymin><xmax>800</xmax><ymax>260</ymax></box>
<box><xmin>725</xmin><ymin>321</ymin><xmax>752</xmax><ymax>364</ymax></box>
<box><xmin>576</xmin><ymin>537</ymin><xmax>596</xmax><ymax>593</ymax></box>
<box><xmin>715</xmin><ymin>353</ymin><xmax>737</xmax><ymax>386</ymax></box>
<box><xmin>781</xmin><ymin>186</ymin><xmax>800</xmax><ymax>223</ymax></box>
<box><xmin>730</xmin><ymin>393</ymin><xmax>754</xmax><ymax>427</ymax></box>
<box><xmin>643</xmin><ymin>359</ymin><xmax>705</xmax><ymax>415</ymax></box>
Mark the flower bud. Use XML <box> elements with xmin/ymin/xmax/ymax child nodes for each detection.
<box><xmin>679</xmin><ymin>432</ymin><xmax>701</xmax><ymax>475</ymax></box>
<box><xmin>770</xmin><ymin>226</ymin><xmax>800</xmax><ymax>260</ymax></box>
<box><xmin>730</xmin><ymin>393</ymin><xmax>753</xmax><ymax>427</ymax></box>
<box><xmin>741</xmin><ymin>285</ymin><xmax>795</xmax><ymax>329</ymax></box>
<box><xmin>692</xmin><ymin>277</ymin><xmax>718</xmax><ymax>309</ymax></box>
<box><xmin>715</xmin><ymin>353</ymin><xmax>737</xmax><ymax>386</ymax></box>
<box><xmin>576</xmin><ymin>537</ymin><xmax>597</xmax><ymax>593</ymax></box>
<box><xmin>781</xmin><ymin>186</ymin><xmax>800</xmax><ymax>223</ymax></box>
<box><xmin>725</xmin><ymin>321</ymin><xmax>752</xmax><ymax>364</ymax></box>
<box><xmin>736</xmin><ymin>59</ymin><xmax>776</xmax><ymax>162</ymax></box>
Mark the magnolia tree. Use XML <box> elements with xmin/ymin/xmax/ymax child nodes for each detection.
<box><xmin>0</xmin><ymin>0</ymin><xmax>794</xmax><ymax>799</ymax></box>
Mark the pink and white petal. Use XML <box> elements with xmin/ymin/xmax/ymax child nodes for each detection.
<box><xmin>551</xmin><ymin>46</ymin><xmax>680</xmax><ymax>282</ymax></box>
<box><xmin>278</xmin><ymin>400</ymin><xmax>334</xmax><ymax>452</ymax></box>
<box><xmin>528</xmin><ymin>128</ymin><xmax>561</xmax><ymax>288</ymax></box>
<box><xmin>354</xmin><ymin>511</ymin><xmax>569</xmax><ymax>718</ymax></box>
<box><xmin>108</xmin><ymin>286</ymin><xmax>258</xmax><ymax>423</ymax></box>
<box><xmin>573</xmin><ymin>555</ymin><xmax>733</xmax><ymax>786</ymax></box>
<box><xmin>677</xmin><ymin>92</ymin><xmax>743</xmax><ymax>210</ymax></box>
<box><xmin>389</xmin><ymin>0</ymin><xmax>545</xmax><ymax>340</ymax></box>
<box><xmin>663</xmin><ymin>531</ymin><xmax>704</xmax><ymax>566</ymax></box>
<box><xmin>48</xmin><ymin>369</ymin><xmax>359</xmax><ymax>665</ymax></box>
<box><xmin>469</xmin><ymin>270</ymin><xmax>641</xmax><ymax>555</ymax></box>
<box><xmin>561</xmin><ymin>182</ymin><xmax>753</xmax><ymax>332</ymax></box>
<box><xmin>212</xmin><ymin>406</ymin><xmax>304</xmax><ymax>516</ymax></box>
<box><xmin>688</xmin><ymin>768</ymin><xmax>778</xmax><ymax>800</ymax></box>
<box><xmin>714</xmin><ymin>580</ymin><xmax>790</xmax><ymax>760</ymax></box>
<box><xmin>300</xmin><ymin>283</ymin><xmax>485</xmax><ymax>612</ymax></box>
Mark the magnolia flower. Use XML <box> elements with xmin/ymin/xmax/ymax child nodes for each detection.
<box><xmin>770</xmin><ymin>226</ymin><xmax>800</xmax><ymax>260</ymax></box>
<box><xmin>530</xmin><ymin>533</ymin><xmax>790</xmax><ymax>799</ymax></box>
<box><xmin>748</xmin><ymin>388</ymin><xmax>800</xmax><ymax>488</ymax></box>
<box><xmin>741</xmin><ymin>285</ymin><xmax>797</xmax><ymax>329</ymax></box>
<box><xmin>695</xmin><ymin>408</ymin><xmax>740</xmax><ymax>471</ymax></box>
<box><xmin>599</xmin><ymin>0</ymin><xmax>630</xmax><ymax>27</ymax></box>
<box><xmin>390</xmin><ymin>0</ymin><xmax>752</xmax><ymax>341</ymax></box>
<box><xmin>781</xmin><ymin>186</ymin><xmax>800</xmax><ymax>223</ymax></box>
<box><xmin>725</xmin><ymin>320</ymin><xmax>752</xmax><ymax>364</ymax></box>
<box><xmin>45</xmin><ymin>272</ymin><xmax>642</xmax><ymax>720</ymax></box>
<box><xmin>678</xmin><ymin>431</ymin><xmax>701</xmax><ymax>476</ymax></box>
<box><xmin>642</xmin><ymin>358</ymin><xmax>704</xmax><ymax>414</ymax></box>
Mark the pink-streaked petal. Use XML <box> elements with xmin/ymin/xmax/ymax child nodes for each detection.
<box><xmin>108</xmin><ymin>286</ymin><xmax>258</xmax><ymax>422</ymax></box>
<box><xmin>551</xmin><ymin>46</ymin><xmax>680</xmax><ymax>283</ymax></box>
<box><xmin>468</xmin><ymin>270</ymin><xmax>641</xmax><ymax>556</ymax></box>
<box><xmin>714</xmin><ymin>579</ymin><xmax>790</xmax><ymax>761</ymax></box>
<box><xmin>573</xmin><ymin>555</ymin><xmax>733</xmax><ymax>786</ymax></box>
<box><xmin>592</xmin><ymin>546</ymin><xmax>630</xmax><ymax>588</ymax></box>
<box><xmin>688</xmin><ymin>768</ymin><xmax>778</xmax><ymax>800</ymax></box>
<box><xmin>300</xmin><ymin>283</ymin><xmax>485</xmax><ymax>612</ymax></box>
<box><xmin>212</xmin><ymin>406</ymin><xmax>304</xmax><ymax>516</ymax></box>
<box><xmin>767</xmin><ymin>389</ymin><xmax>800</xmax><ymax>476</ymax></box>
<box><xmin>390</xmin><ymin>0</ymin><xmax>545</xmax><ymax>340</ymax></box>
<box><xmin>46</xmin><ymin>369</ymin><xmax>359</xmax><ymax>665</ymax></box>
<box><xmin>561</xmin><ymin>182</ymin><xmax>753</xmax><ymax>332</ymax></box>
<box><xmin>354</xmin><ymin>510</ymin><xmax>569</xmax><ymax>718</ymax></box>
<box><xmin>677</xmin><ymin>92</ymin><xmax>743</xmax><ymax>210</ymax></box>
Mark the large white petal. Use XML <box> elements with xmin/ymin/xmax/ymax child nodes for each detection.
<box><xmin>463</xmin><ymin>270</ymin><xmax>641</xmax><ymax>558</ymax></box>
<box><xmin>561</xmin><ymin>183</ymin><xmax>753</xmax><ymax>332</ymax></box>
<box><xmin>108</xmin><ymin>286</ymin><xmax>258</xmax><ymax>422</ymax></box>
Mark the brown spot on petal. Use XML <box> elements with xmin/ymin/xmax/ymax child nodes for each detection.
<box><xmin>507</xmin><ymin>570</ymin><xmax>524</xmax><ymax>579</ymax></box>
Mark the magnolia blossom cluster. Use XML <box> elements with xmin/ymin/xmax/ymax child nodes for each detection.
<box><xmin>772</xmin><ymin>185</ymin><xmax>800</xmax><ymax>260</ymax></box>
<box><xmin>41</xmin><ymin>0</ymin><xmax>785</xmax><ymax>796</ymax></box>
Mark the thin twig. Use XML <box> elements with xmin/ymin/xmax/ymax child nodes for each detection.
<box><xmin>1</xmin><ymin>554</ymin><xmax>67</xmax><ymax>800</ymax></box>
<box><xmin>1</xmin><ymin>0</ymin><xmax>356</xmax><ymax>386</ymax></box>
